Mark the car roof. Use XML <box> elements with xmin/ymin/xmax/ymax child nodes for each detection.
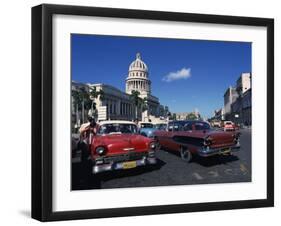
<box><xmin>99</xmin><ymin>120</ymin><xmax>136</xmax><ymax>125</ymax></box>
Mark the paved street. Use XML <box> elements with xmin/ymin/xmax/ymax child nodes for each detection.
<box><xmin>72</xmin><ymin>128</ymin><xmax>251</xmax><ymax>190</ymax></box>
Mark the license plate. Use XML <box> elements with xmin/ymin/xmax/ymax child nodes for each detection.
<box><xmin>123</xmin><ymin>161</ymin><xmax>137</xmax><ymax>169</ymax></box>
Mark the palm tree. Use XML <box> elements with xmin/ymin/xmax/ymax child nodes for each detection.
<box><xmin>186</xmin><ymin>112</ymin><xmax>197</xmax><ymax>120</ymax></box>
<box><xmin>78</xmin><ymin>87</ymin><xmax>90</xmax><ymax>123</ymax></box>
<box><xmin>130</xmin><ymin>90</ymin><xmax>148</xmax><ymax>119</ymax></box>
<box><xmin>89</xmin><ymin>87</ymin><xmax>104</xmax><ymax>117</ymax></box>
<box><xmin>141</xmin><ymin>97</ymin><xmax>148</xmax><ymax>112</ymax></box>
<box><xmin>72</xmin><ymin>89</ymin><xmax>81</xmax><ymax>127</ymax></box>
<box><xmin>130</xmin><ymin>90</ymin><xmax>140</xmax><ymax>119</ymax></box>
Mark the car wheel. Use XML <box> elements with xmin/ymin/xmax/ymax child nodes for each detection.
<box><xmin>180</xmin><ymin>146</ymin><xmax>192</xmax><ymax>162</ymax></box>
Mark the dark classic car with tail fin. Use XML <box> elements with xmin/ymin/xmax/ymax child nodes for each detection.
<box><xmin>154</xmin><ymin>120</ymin><xmax>240</xmax><ymax>162</ymax></box>
<box><xmin>88</xmin><ymin>120</ymin><xmax>157</xmax><ymax>174</ymax></box>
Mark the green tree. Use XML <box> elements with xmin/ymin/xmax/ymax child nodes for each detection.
<box><xmin>72</xmin><ymin>89</ymin><xmax>81</xmax><ymax>126</ymax></box>
<box><xmin>79</xmin><ymin>87</ymin><xmax>91</xmax><ymax>123</ymax></box>
<box><xmin>89</xmin><ymin>87</ymin><xmax>104</xmax><ymax>117</ymax></box>
<box><xmin>186</xmin><ymin>112</ymin><xmax>197</xmax><ymax>120</ymax></box>
<box><xmin>130</xmin><ymin>90</ymin><xmax>147</xmax><ymax>119</ymax></box>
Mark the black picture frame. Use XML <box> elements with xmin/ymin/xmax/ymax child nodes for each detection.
<box><xmin>32</xmin><ymin>4</ymin><xmax>274</xmax><ymax>222</ymax></box>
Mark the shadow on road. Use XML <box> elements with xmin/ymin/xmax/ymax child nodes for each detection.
<box><xmin>99</xmin><ymin>158</ymin><xmax>166</xmax><ymax>182</ymax></box>
<box><xmin>162</xmin><ymin>148</ymin><xmax>239</xmax><ymax>167</ymax></box>
<box><xmin>72</xmin><ymin>158</ymin><xmax>166</xmax><ymax>190</ymax></box>
<box><xmin>192</xmin><ymin>154</ymin><xmax>239</xmax><ymax>167</ymax></box>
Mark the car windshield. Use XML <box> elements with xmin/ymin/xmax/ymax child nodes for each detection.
<box><xmin>98</xmin><ymin>123</ymin><xmax>138</xmax><ymax>135</ymax></box>
<box><xmin>154</xmin><ymin>124</ymin><xmax>167</xmax><ymax>130</ymax></box>
<box><xmin>140</xmin><ymin>123</ymin><xmax>153</xmax><ymax>128</ymax></box>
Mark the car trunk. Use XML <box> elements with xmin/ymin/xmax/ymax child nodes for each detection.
<box><xmin>206</xmin><ymin>130</ymin><xmax>236</xmax><ymax>148</ymax></box>
<box><xmin>172</xmin><ymin>130</ymin><xmax>236</xmax><ymax>149</ymax></box>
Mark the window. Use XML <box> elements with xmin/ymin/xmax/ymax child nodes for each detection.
<box><xmin>168</xmin><ymin>122</ymin><xmax>174</xmax><ymax>131</ymax></box>
<box><xmin>173</xmin><ymin>121</ymin><xmax>184</xmax><ymax>131</ymax></box>
<box><xmin>183</xmin><ymin>123</ymin><xmax>193</xmax><ymax>131</ymax></box>
<box><xmin>193</xmin><ymin>122</ymin><xmax>210</xmax><ymax>130</ymax></box>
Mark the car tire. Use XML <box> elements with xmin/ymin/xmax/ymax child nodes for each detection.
<box><xmin>180</xmin><ymin>146</ymin><xmax>192</xmax><ymax>162</ymax></box>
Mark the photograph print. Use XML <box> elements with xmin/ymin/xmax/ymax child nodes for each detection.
<box><xmin>71</xmin><ymin>34</ymin><xmax>252</xmax><ymax>190</ymax></box>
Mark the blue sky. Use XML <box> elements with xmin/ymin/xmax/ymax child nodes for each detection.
<box><xmin>71</xmin><ymin>34</ymin><xmax>251</xmax><ymax>118</ymax></box>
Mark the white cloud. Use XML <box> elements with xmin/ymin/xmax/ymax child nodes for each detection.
<box><xmin>162</xmin><ymin>67</ymin><xmax>191</xmax><ymax>82</ymax></box>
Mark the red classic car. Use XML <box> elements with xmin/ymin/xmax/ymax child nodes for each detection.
<box><xmin>88</xmin><ymin>120</ymin><xmax>157</xmax><ymax>174</ymax></box>
<box><xmin>154</xmin><ymin>120</ymin><xmax>240</xmax><ymax>162</ymax></box>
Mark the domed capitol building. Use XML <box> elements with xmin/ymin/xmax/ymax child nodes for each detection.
<box><xmin>72</xmin><ymin>53</ymin><xmax>168</xmax><ymax>124</ymax></box>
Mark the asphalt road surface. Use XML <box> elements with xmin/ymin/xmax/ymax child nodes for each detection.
<box><xmin>72</xmin><ymin>128</ymin><xmax>251</xmax><ymax>190</ymax></box>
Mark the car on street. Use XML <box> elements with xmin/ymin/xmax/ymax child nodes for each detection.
<box><xmin>139</xmin><ymin>122</ymin><xmax>167</xmax><ymax>138</ymax></box>
<box><xmin>211</xmin><ymin>120</ymin><xmax>221</xmax><ymax>128</ymax></box>
<box><xmin>86</xmin><ymin>120</ymin><xmax>157</xmax><ymax>174</ymax></box>
<box><xmin>223</xmin><ymin>121</ymin><xmax>236</xmax><ymax>131</ymax></box>
<box><xmin>154</xmin><ymin>120</ymin><xmax>240</xmax><ymax>162</ymax></box>
<box><xmin>154</xmin><ymin>123</ymin><xmax>167</xmax><ymax>130</ymax></box>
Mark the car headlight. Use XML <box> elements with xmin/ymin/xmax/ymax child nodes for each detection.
<box><xmin>150</xmin><ymin>142</ymin><xmax>156</xmax><ymax>150</ymax></box>
<box><xmin>96</xmin><ymin>146</ymin><xmax>106</xmax><ymax>155</ymax></box>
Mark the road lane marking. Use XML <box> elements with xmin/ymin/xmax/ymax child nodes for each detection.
<box><xmin>192</xmin><ymin>172</ymin><xmax>204</xmax><ymax>180</ymax></box>
<box><xmin>224</xmin><ymin>169</ymin><xmax>235</xmax><ymax>175</ymax></box>
<box><xmin>208</xmin><ymin>171</ymin><xmax>219</xmax><ymax>178</ymax></box>
<box><xmin>240</xmin><ymin>163</ymin><xmax>248</xmax><ymax>175</ymax></box>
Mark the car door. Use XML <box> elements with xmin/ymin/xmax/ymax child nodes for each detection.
<box><xmin>166</xmin><ymin>121</ymin><xmax>185</xmax><ymax>151</ymax></box>
<box><xmin>155</xmin><ymin>121</ymin><xmax>173</xmax><ymax>148</ymax></box>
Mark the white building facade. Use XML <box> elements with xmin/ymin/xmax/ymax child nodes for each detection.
<box><xmin>72</xmin><ymin>53</ymin><xmax>167</xmax><ymax>125</ymax></box>
<box><xmin>224</xmin><ymin>86</ymin><xmax>239</xmax><ymax>116</ymax></box>
<box><xmin>221</xmin><ymin>72</ymin><xmax>252</xmax><ymax>125</ymax></box>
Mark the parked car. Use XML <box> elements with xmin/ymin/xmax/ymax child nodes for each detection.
<box><xmin>154</xmin><ymin>123</ymin><xmax>167</xmax><ymax>130</ymax></box>
<box><xmin>86</xmin><ymin>120</ymin><xmax>157</xmax><ymax>174</ymax></box>
<box><xmin>154</xmin><ymin>120</ymin><xmax>240</xmax><ymax>162</ymax></box>
<box><xmin>211</xmin><ymin>120</ymin><xmax>221</xmax><ymax>128</ymax></box>
<box><xmin>223</xmin><ymin>121</ymin><xmax>236</xmax><ymax>131</ymax></box>
<box><xmin>139</xmin><ymin>122</ymin><xmax>154</xmax><ymax>137</ymax></box>
<box><xmin>139</xmin><ymin>122</ymin><xmax>167</xmax><ymax>138</ymax></box>
<box><xmin>139</xmin><ymin>122</ymin><xmax>154</xmax><ymax>129</ymax></box>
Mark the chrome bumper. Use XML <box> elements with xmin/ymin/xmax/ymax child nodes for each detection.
<box><xmin>92</xmin><ymin>156</ymin><xmax>157</xmax><ymax>174</ymax></box>
<box><xmin>198</xmin><ymin>143</ymin><xmax>240</xmax><ymax>157</ymax></box>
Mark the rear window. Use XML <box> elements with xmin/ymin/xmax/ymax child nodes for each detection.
<box><xmin>168</xmin><ymin>121</ymin><xmax>210</xmax><ymax>131</ymax></box>
<box><xmin>193</xmin><ymin>122</ymin><xmax>210</xmax><ymax>130</ymax></box>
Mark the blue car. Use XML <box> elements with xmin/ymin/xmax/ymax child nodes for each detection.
<box><xmin>139</xmin><ymin>123</ymin><xmax>167</xmax><ymax>138</ymax></box>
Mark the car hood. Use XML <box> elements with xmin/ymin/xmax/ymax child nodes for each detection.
<box><xmin>93</xmin><ymin>134</ymin><xmax>151</xmax><ymax>155</ymax></box>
